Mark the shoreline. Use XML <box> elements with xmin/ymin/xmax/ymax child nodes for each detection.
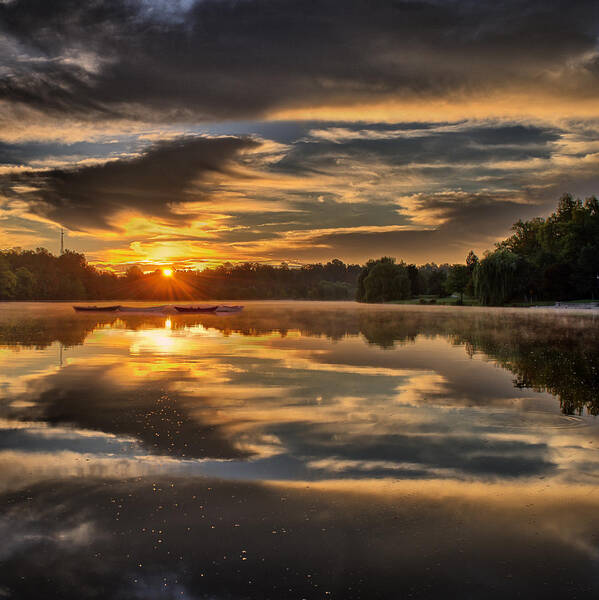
<box><xmin>2</xmin><ymin>299</ymin><xmax>599</xmax><ymax>318</ymax></box>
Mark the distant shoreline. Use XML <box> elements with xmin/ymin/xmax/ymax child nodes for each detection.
<box><xmin>1</xmin><ymin>299</ymin><xmax>599</xmax><ymax>316</ymax></box>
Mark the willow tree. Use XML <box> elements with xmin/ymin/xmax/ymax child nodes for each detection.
<box><xmin>473</xmin><ymin>250</ymin><xmax>527</xmax><ymax>305</ymax></box>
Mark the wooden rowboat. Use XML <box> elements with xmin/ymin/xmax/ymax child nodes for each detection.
<box><xmin>215</xmin><ymin>305</ymin><xmax>244</xmax><ymax>312</ymax></box>
<box><xmin>117</xmin><ymin>305</ymin><xmax>169</xmax><ymax>313</ymax></box>
<box><xmin>73</xmin><ymin>305</ymin><xmax>120</xmax><ymax>312</ymax></box>
<box><xmin>174</xmin><ymin>305</ymin><xmax>219</xmax><ymax>313</ymax></box>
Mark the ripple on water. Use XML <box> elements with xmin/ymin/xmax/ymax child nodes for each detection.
<box><xmin>484</xmin><ymin>409</ymin><xmax>587</xmax><ymax>430</ymax></box>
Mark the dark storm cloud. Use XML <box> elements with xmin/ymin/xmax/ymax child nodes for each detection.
<box><xmin>282</xmin><ymin>124</ymin><xmax>560</xmax><ymax>173</ymax></box>
<box><xmin>0</xmin><ymin>0</ymin><xmax>598</xmax><ymax>121</ymax></box>
<box><xmin>1</xmin><ymin>135</ymin><xmax>258</xmax><ymax>230</ymax></box>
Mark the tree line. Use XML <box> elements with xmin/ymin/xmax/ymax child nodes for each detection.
<box><xmin>0</xmin><ymin>247</ymin><xmax>452</xmax><ymax>302</ymax></box>
<box><xmin>1</xmin><ymin>194</ymin><xmax>597</xmax><ymax>304</ymax></box>
<box><xmin>0</xmin><ymin>251</ymin><xmax>363</xmax><ymax>301</ymax></box>
<box><xmin>474</xmin><ymin>194</ymin><xmax>599</xmax><ymax>304</ymax></box>
<box><xmin>356</xmin><ymin>194</ymin><xmax>599</xmax><ymax>305</ymax></box>
<box><xmin>355</xmin><ymin>257</ymin><xmax>465</xmax><ymax>303</ymax></box>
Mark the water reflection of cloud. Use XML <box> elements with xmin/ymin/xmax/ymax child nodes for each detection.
<box><xmin>0</xmin><ymin>426</ymin><xmax>141</xmax><ymax>456</ymax></box>
<box><xmin>0</xmin><ymin>357</ymin><xmax>565</xmax><ymax>482</ymax></box>
<box><xmin>1</xmin><ymin>305</ymin><xmax>599</xmax><ymax>489</ymax></box>
<box><xmin>3</xmin><ymin>476</ymin><xmax>599</xmax><ymax>599</ymax></box>
<box><xmin>2</xmin><ymin>304</ymin><xmax>599</xmax><ymax>598</ymax></box>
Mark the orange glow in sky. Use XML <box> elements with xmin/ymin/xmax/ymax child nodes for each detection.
<box><xmin>4</xmin><ymin>0</ymin><xmax>599</xmax><ymax>268</ymax></box>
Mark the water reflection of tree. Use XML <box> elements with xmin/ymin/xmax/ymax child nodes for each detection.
<box><xmin>0</xmin><ymin>317</ymin><xmax>104</xmax><ymax>349</ymax></box>
<box><xmin>1</xmin><ymin>308</ymin><xmax>598</xmax><ymax>415</ymax></box>
<box><xmin>480</xmin><ymin>332</ymin><xmax>599</xmax><ymax>416</ymax></box>
<box><xmin>447</xmin><ymin>314</ymin><xmax>599</xmax><ymax>416</ymax></box>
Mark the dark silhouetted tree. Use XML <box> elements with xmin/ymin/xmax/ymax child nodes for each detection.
<box><xmin>445</xmin><ymin>264</ymin><xmax>470</xmax><ymax>303</ymax></box>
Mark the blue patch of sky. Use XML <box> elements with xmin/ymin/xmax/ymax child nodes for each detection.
<box><xmin>0</xmin><ymin>119</ymin><xmax>560</xmax><ymax>170</ymax></box>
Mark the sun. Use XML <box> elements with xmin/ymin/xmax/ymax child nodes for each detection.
<box><xmin>162</xmin><ymin>268</ymin><xmax>173</xmax><ymax>277</ymax></box>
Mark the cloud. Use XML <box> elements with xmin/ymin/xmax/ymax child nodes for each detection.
<box><xmin>2</xmin><ymin>117</ymin><xmax>599</xmax><ymax>264</ymax></box>
<box><xmin>1</xmin><ymin>135</ymin><xmax>259</xmax><ymax>230</ymax></box>
<box><xmin>1</xmin><ymin>0</ymin><xmax>599</xmax><ymax>124</ymax></box>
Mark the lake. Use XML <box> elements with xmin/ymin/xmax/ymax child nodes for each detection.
<box><xmin>1</xmin><ymin>301</ymin><xmax>599</xmax><ymax>598</ymax></box>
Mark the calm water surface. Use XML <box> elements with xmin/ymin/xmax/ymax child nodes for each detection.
<box><xmin>1</xmin><ymin>301</ymin><xmax>599</xmax><ymax>599</ymax></box>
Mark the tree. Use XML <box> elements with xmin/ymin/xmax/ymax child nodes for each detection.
<box><xmin>406</xmin><ymin>264</ymin><xmax>419</xmax><ymax>296</ymax></box>
<box><xmin>466</xmin><ymin>251</ymin><xmax>479</xmax><ymax>272</ymax></box>
<box><xmin>417</xmin><ymin>263</ymin><xmax>448</xmax><ymax>296</ymax></box>
<box><xmin>464</xmin><ymin>251</ymin><xmax>479</xmax><ymax>296</ymax></box>
<box><xmin>356</xmin><ymin>262</ymin><xmax>370</xmax><ymax>302</ymax></box>
<box><xmin>445</xmin><ymin>264</ymin><xmax>470</xmax><ymax>303</ymax></box>
<box><xmin>15</xmin><ymin>267</ymin><xmax>35</xmax><ymax>299</ymax></box>
<box><xmin>473</xmin><ymin>250</ymin><xmax>528</xmax><ymax>305</ymax></box>
<box><xmin>125</xmin><ymin>265</ymin><xmax>144</xmax><ymax>281</ymax></box>
<box><xmin>357</xmin><ymin>257</ymin><xmax>411</xmax><ymax>303</ymax></box>
<box><xmin>0</xmin><ymin>258</ymin><xmax>16</xmax><ymax>299</ymax></box>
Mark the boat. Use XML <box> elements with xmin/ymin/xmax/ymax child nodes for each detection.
<box><xmin>215</xmin><ymin>305</ymin><xmax>244</xmax><ymax>313</ymax></box>
<box><xmin>174</xmin><ymin>305</ymin><xmax>219</xmax><ymax>313</ymax></box>
<box><xmin>117</xmin><ymin>305</ymin><xmax>170</xmax><ymax>313</ymax></box>
<box><xmin>73</xmin><ymin>305</ymin><xmax>120</xmax><ymax>312</ymax></box>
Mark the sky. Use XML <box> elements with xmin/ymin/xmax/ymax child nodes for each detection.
<box><xmin>1</xmin><ymin>0</ymin><xmax>599</xmax><ymax>271</ymax></box>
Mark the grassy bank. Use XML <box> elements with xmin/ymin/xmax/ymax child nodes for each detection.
<box><xmin>389</xmin><ymin>296</ymin><xmax>599</xmax><ymax>307</ymax></box>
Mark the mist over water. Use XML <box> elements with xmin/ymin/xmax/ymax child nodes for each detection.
<box><xmin>1</xmin><ymin>301</ymin><xmax>599</xmax><ymax>598</ymax></box>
